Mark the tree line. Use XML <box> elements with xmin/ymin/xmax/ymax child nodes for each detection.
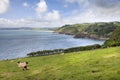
<box><xmin>27</xmin><ymin>44</ymin><xmax>101</xmax><ymax>57</ymax></box>
<box><xmin>27</xmin><ymin>49</ymin><xmax>64</xmax><ymax>57</ymax></box>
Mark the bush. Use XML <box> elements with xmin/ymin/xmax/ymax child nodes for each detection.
<box><xmin>103</xmin><ymin>26</ymin><xmax>120</xmax><ymax>47</ymax></box>
<box><xmin>103</xmin><ymin>40</ymin><xmax>120</xmax><ymax>48</ymax></box>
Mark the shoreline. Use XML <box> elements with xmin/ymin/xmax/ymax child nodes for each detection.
<box><xmin>55</xmin><ymin>31</ymin><xmax>109</xmax><ymax>41</ymax></box>
<box><xmin>0</xmin><ymin>44</ymin><xmax>103</xmax><ymax>61</ymax></box>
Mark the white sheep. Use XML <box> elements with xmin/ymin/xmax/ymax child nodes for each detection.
<box><xmin>17</xmin><ymin>61</ymin><xmax>29</xmax><ymax>70</ymax></box>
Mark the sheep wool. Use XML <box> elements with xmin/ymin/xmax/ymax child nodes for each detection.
<box><xmin>17</xmin><ymin>61</ymin><xmax>29</xmax><ymax>70</ymax></box>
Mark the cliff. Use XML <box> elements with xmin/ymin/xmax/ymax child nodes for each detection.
<box><xmin>55</xmin><ymin>22</ymin><xmax>120</xmax><ymax>40</ymax></box>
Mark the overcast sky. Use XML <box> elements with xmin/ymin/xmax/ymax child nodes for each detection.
<box><xmin>0</xmin><ymin>0</ymin><xmax>120</xmax><ymax>28</ymax></box>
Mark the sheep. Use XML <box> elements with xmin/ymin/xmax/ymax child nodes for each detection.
<box><xmin>17</xmin><ymin>61</ymin><xmax>29</xmax><ymax>70</ymax></box>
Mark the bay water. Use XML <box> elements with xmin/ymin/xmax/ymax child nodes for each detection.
<box><xmin>0</xmin><ymin>30</ymin><xmax>104</xmax><ymax>60</ymax></box>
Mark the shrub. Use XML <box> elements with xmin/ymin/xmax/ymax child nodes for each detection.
<box><xmin>103</xmin><ymin>26</ymin><xmax>120</xmax><ymax>47</ymax></box>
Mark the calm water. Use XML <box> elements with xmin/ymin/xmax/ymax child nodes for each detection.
<box><xmin>0</xmin><ymin>30</ymin><xmax>104</xmax><ymax>60</ymax></box>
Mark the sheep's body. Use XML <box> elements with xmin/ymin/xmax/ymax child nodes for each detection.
<box><xmin>17</xmin><ymin>61</ymin><xmax>29</xmax><ymax>70</ymax></box>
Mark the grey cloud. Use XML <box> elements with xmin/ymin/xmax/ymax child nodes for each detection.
<box><xmin>90</xmin><ymin>0</ymin><xmax>120</xmax><ymax>8</ymax></box>
<box><xmin>75</xmin><ymin>0</ymin><xmax>120</xmax><ymax>17</ymax></box>
<box><xmin>64</xmin><ymin>0</ymin><xmax>120</xmax><ymax>24</ymax></box>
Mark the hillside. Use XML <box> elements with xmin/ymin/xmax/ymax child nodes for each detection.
<box><xmin>104</xmin><ymin>26</ymin><xmax>120</xmax><ymax>47</ymax></box>
<box><xmin>55</xmin><ymin>22</ymin><xmax>120</xmax><ymax>40</ymax></box>
<box><xmin>0</xmin><ymin>47</ymin><xmax>120</xmax><ymax>80</ymax></box>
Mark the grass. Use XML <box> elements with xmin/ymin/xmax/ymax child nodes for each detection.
<box><xmin>0</xmin><ymin>47</ymin><xmax>120</xmax><ymax>80</ymax></box>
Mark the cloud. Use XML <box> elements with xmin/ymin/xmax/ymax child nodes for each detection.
<box><xmin>35</xmin><ymin>0</ymin><xmax>61</xmax><ymax>20</ymax></box>
<box><xmin>65</xmin><ymin>0</ymin><xmax>76</xmax><ymax>3</ymax></box>
<box><xmin>0</xmin><ymin>17</ymin><xmax>62</xmax><ymax>28</ymax></box>
<box><xmin>0</xmin><ymin>0</ymin><xmax>9</xmax><ymax>14</ymax></box>
<box><xmin>0</xmin><ymin>0</ymin><xmax>120</xmax><ymax>28</ymax></box>
<box><xmin>64</xmin><ymin>4</ymin><xmax>68</xmax><ymax>8</ymax></box>
<box><xmin>44</xmin><ymin>10</ymin><xmax>61</xmax><ymax>21</ymax></box>
<box><xmin>35</xmin><ymin>0</ymin><xmax>47</xmax><ymax>15</ymax></box>
<box><xmin>22</xmin><ymin>2</ymin><xmax>29</xmax><ymax>7</ymax></box>
<box><xmin>91</xmin><ymin>0</ymin><xmax>120</xmax><ymax>8</ymax></box>
<box><xmin>64</xmin><ymin>0</ymin><xmax>120</xmax><ymax>23</ymax></box>
<box><xmin>65</xmin><ymin>0</ymin><xmax>89</xmax><ymax>7</ymax></box>
<box><xmin>91</xmin><ymin>0</ymin><xmax>120</xmax><ymax>17</ymax></box>
<box><xmin>0</xmin><ymin>0</ymin><xmax>62</xmax><ymax>28</ymax></box>
<box><xmin>34</xmin><ymin>0</ymin><xmax>61</xmax><ymax>27</ymax></box>
<box><xmin>0</xmin><ymin>18</ymin><xmax>38</xmax><ymax>28</ymax></box>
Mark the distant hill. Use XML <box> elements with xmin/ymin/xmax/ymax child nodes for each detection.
<box><xmin>55</xmin><ymin>21</ymin><xmax>120</xmax><ymax>40</ymax></box>
<box><xmin>0</xmin><ymin>27</ymin><xmax>33</xmax><ymax>30</ymax></box>
<box><xmin>0</xmin><ymin>27</ymin><xmax>56</xmax><ymax>31</ymax></box>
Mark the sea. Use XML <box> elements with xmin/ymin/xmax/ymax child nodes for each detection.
<box><xmin>0</xmin><ymin>30</ymin><xmax>104</xmax><ymax>60</ymax></box>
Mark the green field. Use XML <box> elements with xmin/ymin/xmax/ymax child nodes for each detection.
<box><xmin>0</xmin><ymin>47</ymin><xmax>120</xmax><ymax>80</ymax></box>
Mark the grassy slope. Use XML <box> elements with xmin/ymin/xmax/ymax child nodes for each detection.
<box><xmin>0</xmin><ymin>47</ymin><xmax>120</xmax><ymax>80</ymax></box>
<box><xmin>56</xmin><ymin>22</ymin><xmax>120</xmax><ymax>38</ymax></box>
<box><xmin>56</xmin><ymin>23</ymin><xmax>89</xmax><ymax>34</ymax></box>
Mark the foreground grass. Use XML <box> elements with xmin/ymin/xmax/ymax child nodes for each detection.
<box><xmin>0</xmin><ymin>47</ymin><xmax>120</xmax><ymax>80</ymax></box>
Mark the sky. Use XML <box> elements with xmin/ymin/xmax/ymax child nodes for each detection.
<box><xmin>0</xmin><ymin>0</ymin><xmax>120</xmax><ymax>28</ymax></box>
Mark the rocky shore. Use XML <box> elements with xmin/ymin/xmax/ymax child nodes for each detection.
<box><xmin>57</xmin><ymin>32</ymin><xmax>109</xmax><ymax>40</ymax></box>
<box><xmin>74</xmin><ymin>33</ymin><xmax>109</xmax><ymax>40</ymax></box>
